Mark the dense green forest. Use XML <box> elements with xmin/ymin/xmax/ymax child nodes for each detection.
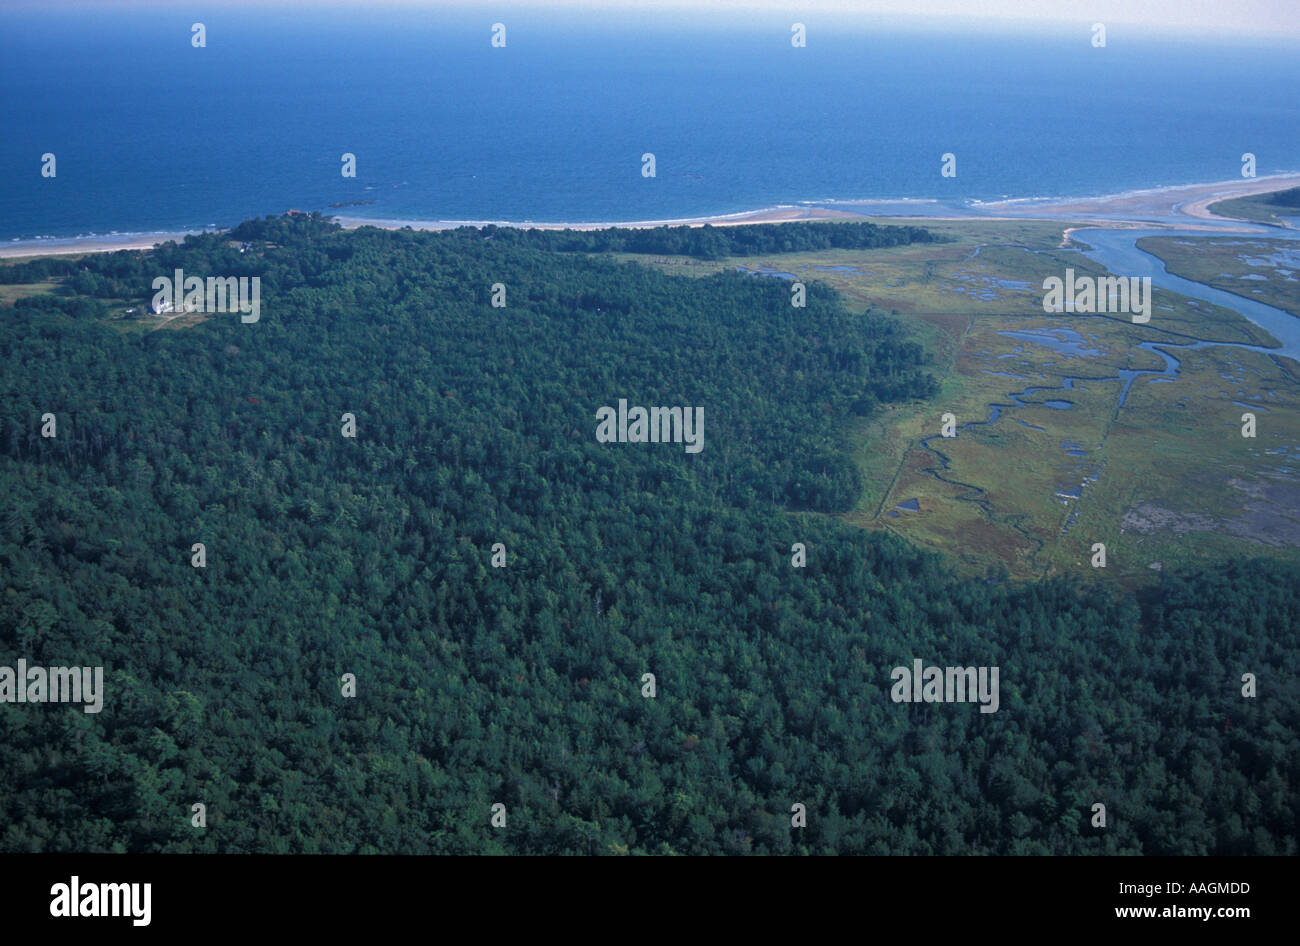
<box><xmin>1264</xmin><ymin>186</ymin><xmax>1300</xmax><ymax>208</ymax></box>
<box><xmin>454</xmin><ymin>218</ymin><xmax>941</xmax><ymax>259</ymax></box>
<box><xmin>0</xmin><ymin>216</ymin><xmax>940</xmax><ymax>286</ymax></box>
<box><xmin>0</xmin><ymin>217</ymin><xmax>1295</xmax><ymax>854</ymax></box>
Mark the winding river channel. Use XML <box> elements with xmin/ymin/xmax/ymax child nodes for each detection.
<box><xmin>1077</xmin><ymin>227</ymin><xmax>1300</xmax><ymax>359</ymax></box>
<box><xmin>905</xmin><ymin>225</ymin><xmax>1300</xmax><ymax>519</ymax></box>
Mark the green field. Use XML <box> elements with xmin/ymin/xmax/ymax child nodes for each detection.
<box><xmin>1139</xmin><ymin>234</ymin><xmax>1300</xmax><ymax>318</ymax></box>
<box><xmin>0</xmin><ymin>280</ymin><xmax>60</xmax><ymax>307</ymax></box>
<box><xmin>632</xmin><ymin>220</ymin><xmax>1300</xmax><ymax>585</ymax></box>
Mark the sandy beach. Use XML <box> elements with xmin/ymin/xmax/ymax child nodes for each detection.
<box><xmin>975</xmin><ymin>173</ymin><xmax>1300</xmax><ymax>226</ymax></box>
<box><xmin>331</xmin><ymin>204</ymin><xmax>863</xmax><ymax>233</ymax></box>
<box><xmin>0</xmin><ymin>232</ymin><xmax>201</xmax><ymax>260</ymax></box>
<box><xmin>4</xmin><ymin>174</ymin><xmax>1297</xmax><ymax>260</ymax></box>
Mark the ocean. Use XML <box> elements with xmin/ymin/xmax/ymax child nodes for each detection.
<box><xmin>2</xmin><ymin>4</ymin><xmax>1298</xmax><ymax>241</ymax></box>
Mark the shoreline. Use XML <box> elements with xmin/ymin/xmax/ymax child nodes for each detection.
<box><xmin>4</xmin><ymin>173</ymin><xmax>1298</xmax><ymax>260</ymax></box>
<box><xmin>0</xmin><ymin>230</ymin><xmax>216</xmax><ymax>261</ymax></box>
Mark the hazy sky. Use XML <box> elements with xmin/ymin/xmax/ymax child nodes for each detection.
<box><xmin>511</xmin><ymin>1</ymin><xmax>1299</xmax><ymax>36</ymax></box>
<box><xmin>14</xmin><ymin>0</ymin><xmax>1300</xmax><ymax>39</ymax></box>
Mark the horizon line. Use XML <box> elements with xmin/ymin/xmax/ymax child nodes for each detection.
<box><xmin>3</xmin><ymin>2</ymin><xmax>1300</xmax><ymax>42</ymax></box>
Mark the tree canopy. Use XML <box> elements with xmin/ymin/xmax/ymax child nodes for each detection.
<box><xmin>0</xmin><ymin>216</ymin><xmax>1293</xmax><ymax>855</ymax></box>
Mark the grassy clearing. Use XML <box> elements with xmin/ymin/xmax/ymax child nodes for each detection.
<box><xmin>0</xmin><ymin>281</ymin><xmax>61</xmax><ymax>306</ymax></box>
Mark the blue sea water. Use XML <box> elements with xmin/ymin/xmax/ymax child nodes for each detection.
<box><xmin>1</xmin><ymin>5</ymin><xmax>1298</xmax><ymax>240</ymax></box>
